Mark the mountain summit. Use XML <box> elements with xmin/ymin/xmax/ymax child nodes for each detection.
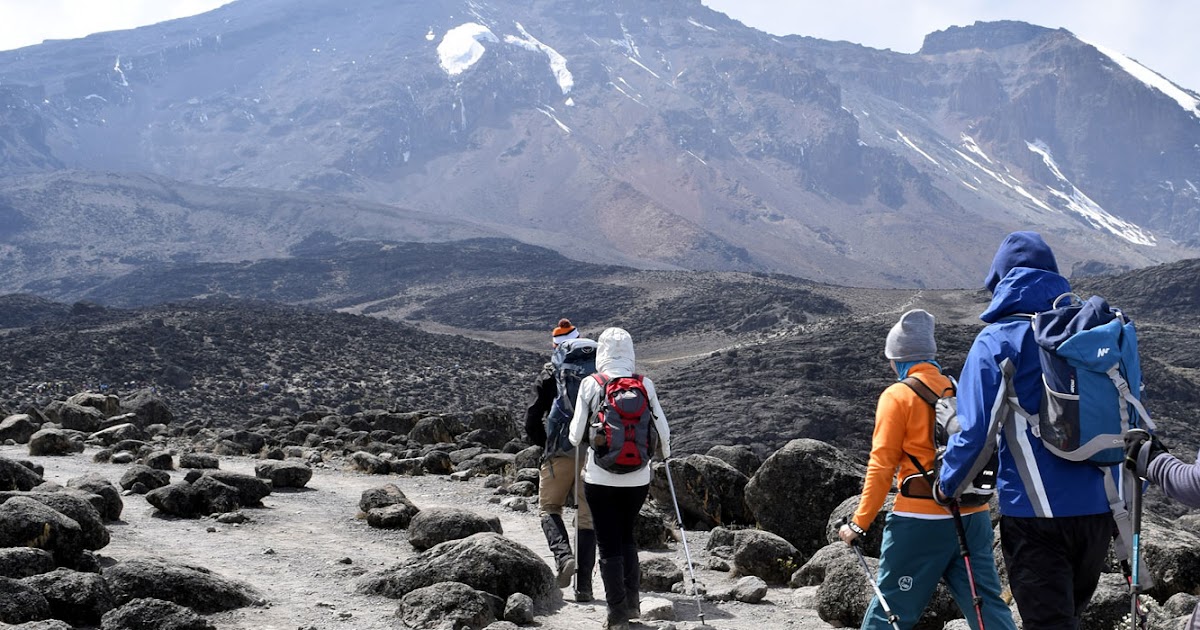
<box><xmin>1</xmin><ymin>0</ymin><xmax>1197</xmax><ymax>291</ymax></box>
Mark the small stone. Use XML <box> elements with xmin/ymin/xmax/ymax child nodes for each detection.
<box><xmin>217</xmin><ymin>511</ymin><xmax>249</xmax><ymax>524</ymax></box>
<box><xmin>482</xmin><ymin>474</ymin><xmax>504</xmax><ymax>488</ymax></box>
<box><xmin>263</xmin><ymin>548</ymin><xmax>276</xmax><ymax>555</ymax></box>
<box><xmin>337</xmin><ymin>557</ymin><xmax>353</xmax><ymax>565</ymax></box>
<box><xmin>640</xmin><ymin>597</ymin><xmax>676</xmax><ymax>621</ymax></box>
<box><xmin>500</xmin><ymin>497</ymin><xmax>528</xmax><ymax>512</ymax></box>
<box><xmin>207</xmin><ymin>526</ymin><xmax>217</xmax><ymax>532</ymax></box>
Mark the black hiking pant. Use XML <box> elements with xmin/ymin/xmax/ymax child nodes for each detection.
<box><xmin>585</xmin><ymin>483</ymin><xmax>648</xmax><ymax>611</ymax></box>
<box><xmin>1000</xmin><ymin>513</ymin><xmax>1112</xmax><ymax>630</ymax></box>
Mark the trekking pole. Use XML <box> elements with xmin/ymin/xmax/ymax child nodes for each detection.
<box><xmin>840</xmin><ymin>517</ymin><xmax>901</xmax><ymax>630</ymax></box>
<box><xmin>948</xmin><ymin>501</ymin><xmax>986</xmax><ymax>630</ymax></box>
<box><xmin>573</xmin><ymin>442</ymin><xmax>581</xmax><ymax>592</ymax></box>
<box><xmin>1126</xmin><ymin>431</ymin><xmax>1153</xmax><ymax>630</ymax></box>
<box><xmin>663</xmin><ymin>459</ymin><xmax>706</xmax><ymax>625</ymax></box>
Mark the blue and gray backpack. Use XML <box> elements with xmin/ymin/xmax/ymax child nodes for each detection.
<box><xmin>1031</xmin><ymin>293</ymin><xmax>1155</xmax><ymax>465</ymax></box>
<box><xmin>543</xmin><ymin>338</ymin><xmax>597</xmax><ymax>457</ymax></box>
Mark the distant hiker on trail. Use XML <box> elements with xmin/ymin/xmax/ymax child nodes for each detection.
<box><xmin>838</xmin><ymin>309</ymin><xmax>1015</xmax><ymax>630</ymax></box>
<box><xmin>568</xmin><ymin>327</ymin><xmax>671</xmax><ymax>630</ymax></box>
<box><xmin>937</xmin><ymin>232</ymin><xmax>1111</xmax><ymax>630</ymax></box>
<box><xmin>1125</xmin><ymin>431</ymin><xmax>1200</xmax><ymax>630</ymax></box>
<box><xmin>522</xmin><ymin>318</ymin><xmax>597</xmax><ymax>601</ymax></box>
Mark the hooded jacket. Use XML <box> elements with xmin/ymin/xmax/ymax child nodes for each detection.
<box><xmin>939</xmin><ymin>232</ymin><xmax>1111</xmax><ymax>518</ymax></box>
<box><xmin>568</xmin><ymin>327</ymin><xmax>671</xmax><ymax>487</ymax></box>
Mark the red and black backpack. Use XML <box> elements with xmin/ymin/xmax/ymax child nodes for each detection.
<box><xmin>588</xmin><ymin>374</ymin><xmax>657</xmax><ymax>473</ymax></box>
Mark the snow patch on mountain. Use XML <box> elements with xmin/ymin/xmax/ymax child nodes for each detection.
<box><xmin>1086</xmin><ymin>40</ymin><xmax>1200</xmax><ymax>119</ymax></box>
<box><xmin>896</xmin><ymin>130</ymin><xmax>940</xmax><ymax>166</ymax></box>
<box><xmin>627</xmin><ymin>56</ymin><xmax>661</xmax><ymax>79</ymax></box>
<box><xmin>437</xmin><ymin>23</ymin><xmax>498</xmax><ymax>76</ymax></box>
<box><xmin>687</xmin><ymin>17</ymin><xmax>717</xmax><ymax>32</ymax></box>
<box><xmin>504</xmin><ymin>23</ymin><xmax>573</xmax><ymax>95</ymax></box>
<box><xmin>960</xmin><ymin>134</ymin><xmax>993</xmax><ymax>164</ymax></box>
<box><xmin>1026</xmin><ymin>140</ymin><xmax>1156</xmax><ymax>246</ymax></box>
<box><xmin>536</xmin><ymin>106</ymin><xmax>571</xmax><ymax>134</ymax></box>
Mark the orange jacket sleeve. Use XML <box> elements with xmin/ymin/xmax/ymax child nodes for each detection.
<box><xmin>853</xmin><ymin>385</ymin><xmax>908</xmax><ymax>531</ymax></box>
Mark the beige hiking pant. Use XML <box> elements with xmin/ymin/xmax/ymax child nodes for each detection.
<box><xmin>538</xmin><ymin>452</ymin><xmax>592</xmax><ymax>529</ymax></box>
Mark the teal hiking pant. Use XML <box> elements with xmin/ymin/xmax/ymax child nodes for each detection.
<box><xmin>861</xmin><ymin>511</ymin><xmax>1016</xmax><ymax>630</ymax></box>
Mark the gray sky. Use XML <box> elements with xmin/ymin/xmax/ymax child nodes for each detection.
<box><xmin>0</xmin><ymin>1</ymin><xmax>1196</xmax><ymax>92</ymax></box>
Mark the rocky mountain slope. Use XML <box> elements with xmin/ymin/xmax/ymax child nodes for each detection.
<box><xmin>3</xmin><ymin>240</ymin><xmax>1197</xmax><ymax>462</ymax></box>
<box><xmin>1</xmin><ymin>2</ymin><xmax>1198</xmax><ymax>290</ymax></box>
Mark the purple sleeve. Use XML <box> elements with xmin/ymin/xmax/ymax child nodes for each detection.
<box><xmin>1147</xmin><ymin>448</ymin><xmax>1200</xmax><ymax>508</ymax></box>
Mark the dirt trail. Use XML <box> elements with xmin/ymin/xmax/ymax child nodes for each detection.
<box><xmin>2</xmin><ymin>445</ymin><xmax>833</xmax><ymax>630</ymax></box>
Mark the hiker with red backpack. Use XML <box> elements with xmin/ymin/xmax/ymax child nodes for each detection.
<box><xmin>838</xmin><ymin>309</ymin><xmax>1015</xmax><ymax>630</ymax></box>
<box><xmin>937</xmin><ymin>232</ymin><xmax>1131</xmax><ymax>630</ymax></box>
<box><xmin>568</xmin><ymin>327</ymin><xmax>671</xmax><ymax>630</ymax></box>
<box><xmin>522</xmin><ymin>318</ymin><xmax>597</xmax><ymax>601</ymax></box>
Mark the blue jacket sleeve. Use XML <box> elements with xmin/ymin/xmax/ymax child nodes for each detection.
<box><xmin>939</xmin><ymin>331</ymin><xmax>1007</xmax><ymax>497</ymax></box>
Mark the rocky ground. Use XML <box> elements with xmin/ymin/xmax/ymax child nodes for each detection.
<box><xmin>2</xmin><ymin>443</ymin><xmax>838</xmax><ymax>630</ymax></box>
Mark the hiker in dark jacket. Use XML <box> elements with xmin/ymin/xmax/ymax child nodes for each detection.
<box><xmin>522</xmin><ymin>318</ymin><xmax>596</xmax><ymax>601</ymax></box>
<box><xmin>569</xmin><ymin>327</ymin><xmax>671</xmax><ymax>630</ymax></box>
<box><xmin>938</xmin><ymin>232</ymin><xmax>1110</xmax><ymax>630</ymax></box>
<box><xmin>1126</xmin><ymin>432</ymin><xmax>1200</xmax><ymax>630</ymax></box>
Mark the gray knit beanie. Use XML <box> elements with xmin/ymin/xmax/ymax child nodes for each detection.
<box><xmin>885</xmin><ymin>309</ymin><xmax>937</xmax><ymax>361</ymax></box>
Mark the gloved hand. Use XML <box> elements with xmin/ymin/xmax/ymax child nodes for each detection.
<box><xmin>1124</xmin><ymin>429</ymin><xmax>1169</xmax><ymax>478</ymax></box>
<box><xmin>932</xmin><ymin>481</ymin><xmax>952</xmax><ymax>507</ymax></box>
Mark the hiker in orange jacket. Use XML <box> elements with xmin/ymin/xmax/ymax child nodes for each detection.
<box><xmin>839</xmin><ymin>309</ymin><xmax>1015</xmax><ymax>630</ymax></box>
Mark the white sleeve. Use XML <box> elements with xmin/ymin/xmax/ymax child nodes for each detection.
<box><xmin>569</xmin><ymin>377</ymin><xmax>599</xmax><ymax>447</ymax></box>
<box><xmin>643</xmin><ymin>377</ymin><xmax>671</xmax><ymax>458</ymax></box>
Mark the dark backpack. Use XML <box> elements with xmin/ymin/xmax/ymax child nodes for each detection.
<box><xmin>901</xmin><ymin>374</ymin><xmax>997</xmax><ymax>508</ymax></box>
<box><xmin>1031</xmin><ymin>293</ymin><xmax>1154</xmax><ymax>466</ymax></box>
<box><xmin>588</xmin><ymin>373</ymin><xmax>657</xmax><ymax>474</ymax></box>
<box><xmin>543</xmin><ymin>339</ymin><xmax>597</xmax><ymax>456</ymax></box>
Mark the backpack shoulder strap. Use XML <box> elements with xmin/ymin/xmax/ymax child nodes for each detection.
<box><xmin>591</xmin><ymin>373</ymin><xmax>611</xmax><ymax>387</ymax></box>
<box><xmin>901</xmin><ymin>376</ymin><xmax>939</xmax><ymax>407</ymax></box>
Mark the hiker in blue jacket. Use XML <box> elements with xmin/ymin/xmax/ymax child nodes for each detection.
<box><xmin>937</xmin><ymin>231</ymin><xmax>1111</xmax><ymax>630</ymax></box>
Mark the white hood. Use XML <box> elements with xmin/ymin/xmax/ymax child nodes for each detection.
<box><xmin>596</xmin><ymin>327</ymin><xmax>636</xmax><ymax>375</ymax></box>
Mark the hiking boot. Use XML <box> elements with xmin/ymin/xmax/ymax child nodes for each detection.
<box><xmin>604</xmin><ymin>606</ymin><xmax>630</xmax><ymax>630</ymax></box>
<box><xmin>574</xmin><ymin>528</ymin><xmax>596</xmax><ymax>602</ymax></box>
<box><xmin>540</xmin><ymin>514</ymin><xmax>576</xmax><ymax>589</ymax></box>
<box><xmin>622</xmin><ymin>543</ymin><xmax>640</xmax><ymax>618</ymax></box>
<box><xmin>556</xmin><ymin>555</ymin><xmax>577</xmax><ymax>589</ymax></box>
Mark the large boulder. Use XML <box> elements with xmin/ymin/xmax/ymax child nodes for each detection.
<box><xmin>731</xmin><ymin>529</ymin><xmax>805</xmax><ymax>585</ymax></box>
<box><xmin>358</xmin><ymin>483</ymin><xmax>418</xmax><ymax>513</ymax></box>
<box><xmin>55</xmin><ymin>403</ymin><xmax>105</xmax><ymax>433</ymax></box>
<box><xmin>0</xmin><ymin>415</ymin><xmax>39</xmax><ymax>444</ymax></box>
<box><xmin>3</xmin><ymin>491</ymin><xmax>109</xmax><ymax>551</ymax></box>
<box><xmin>0</xmin><ymin>548</ymin><xmax>56</xmax><ymax>579</ymax></box>
<box><xmin>744</xmin><ymin>439</ymin><xmax>864</xmax><ymax>556</ymax></box>
<box><xmin>203</xmin><ymin>472</ymin><xmax>271</xmax><ymax>506</ymax></box>
<box><xmin>649</xmin><ymin>456</ymin><xmax>753</xmax><ymax>529</ymax></box>
<box><xmin>634</xmin><ymin>502</ymin><xmax>673</xmax><ymax>550</ymax></box>
<box><xmin>146</xmin><ymin>478</ymin><xmax>241</xmax><ymax>518</ymax></box>
<box><xmin>364</xmin><ymin>410</ymin><xmax>420</xmax><ymax>435</ymax></box>
<box><xmin>409</xmin><ymin>416</ymin><xmax>457</xmax><ymax>446</ymax></box>
<box><xmin>347</xmin><ymin>451</ymin><xmax>388</xmax><ymax>475</ymax></box>
<box><xmin>22</xmin><ymin>569</ymin><xmax>115</xmax><ymax>626</ymax></box>
<box><xmin>91</xmin><ymin>424</ymin><xmax>147</xmax><ymax>447</ymax></box>
<box><xmin>28</xmin><ymin>429</ymin><xmax>83</xmax><ymax>457</ymax></box>
<box><xmin>119</xmin><ymin>466</ymin><xmax>170</xmax><ymax>493</ymax></box>
<box><xmin>1080</xmin><ymin>573</ymin><xmax>1142</xmax><ymax>630</ymax></box>
<box><xmin>253</xmin><ymin>461</ymin><xmax>312</xmax><ymax>489</ymax></box>
<box><xmin>408</xmin><ymin>507</ymin><xmax>503</xmax><ymax>551</ymax></box>
<box><xmin>120</xmin><ymin>392</ymin><xmax>174</xmax><ymax>427</ymax></box>
<box><xmin>790</xmin><ymin>542</ymin><xmax>858</xmax><ymax>587</ymax></box>
<box><xmin>0</xmin><ymin>576</ymin><xmax>50</xmax><ymax>624</ymax></box>
<box><xmin>103</xmin><ymin>558</ymin><xmax>264</xmax><ymax>614</ymax></box>
<box><xmin>66</xmin><ymin>474</ymin><xmax>123</xmax><ymax>522</ymax></box>
<box><xmin>65</xmin><ymin>393</ymin><xmax>121</xmax><ymax>418</ymax></box>
<box><xmin>357</xmin><ymin>532</ymin><xmax>557</xmax><ymax>608</ymax></box>
<box><xmin>360</xmin><ymin>483</ymin><xmax>420</xmax><ymax>529</ymax></box>
<box><xmin>640</xmin><ymin>556</ymin><xmax>684</xmax><ymax>592</ymax></box>
<box><xmin>0</xmin><ymin>456</ymin><xmax>44</xmax><ymax>491</ymax></box>
<box><xmin>1140</xmin><ymin>517</ymin><xmax>1200</xmax><ymax>601</ymax></box>
<box><xmin>398</xmin><ymin>581</ymin><xmax>500</xmax><ymax>630</ymax></box>
<box><xmin>0</xmin><ymin>496</ymin><xmax>84</xmax><ymax>564</ymax></box>
<box><xmin>100</xmin><ymin>597</ymin><xmax>216</xmax><ymax>630</ymax></box>
<box><xmin>705</xmin><ymin>444</ymin><xmax>763</xmax><ymax>478</ymax></box>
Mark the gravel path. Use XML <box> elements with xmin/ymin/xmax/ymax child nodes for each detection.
<box><xmin>2</xmin><ymin>445</ymin><xmax>835</xmax><ymax>630</ymax></box>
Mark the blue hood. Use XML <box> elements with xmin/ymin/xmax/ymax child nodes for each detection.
<box><xmin>984</xmin><ymin>231</ymin><xmax>1059</xmax><ymax>293</ymax></box>
<box><xmin>980</xmin><ymin>267</ymin><xmax>1071</xmax><ymax>323</ymax></box>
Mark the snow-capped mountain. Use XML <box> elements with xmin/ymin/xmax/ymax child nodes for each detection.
<box><xmin>1</xmin><ymin>1</ymin><xmax>1197</xmax><ymax>291</ymax></box>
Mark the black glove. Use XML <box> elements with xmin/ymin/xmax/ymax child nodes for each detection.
<box><xmin>1124</xmin><ymin>429</ymin><xmax>1169</xmax><ymax>478</ymax></box>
